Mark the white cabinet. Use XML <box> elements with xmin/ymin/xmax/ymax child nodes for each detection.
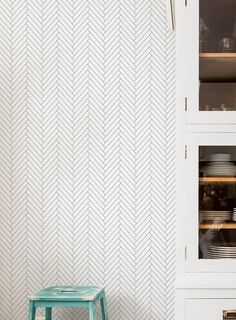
<box><xmin>176</xmin><ymin>287</ymin><xmax>236</xmax><ymax>320</ymax></box>
<box><xmin>176</xmin><ymin>0</ymin><xmax>236</xmax><ymax>319</ymax></box>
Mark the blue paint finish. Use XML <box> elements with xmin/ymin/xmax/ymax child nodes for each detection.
<box><xmin>89</xmin><ymin>301</ymin><xmax>96</xmax><ymax>320</ymax></box>
<box><xmin>100</xmin><ymin>293</ymin><xmax>108</xmax><ymax>320</ymax></box>
<box><xmin>31</xmin><ymin>286</ymin><xmax>102</xmax><ymax>301</ymax></box>
<box><xmin>28</xmin><ymin>301</ymin><xmax>36</xmax><ymax>320</ymax></box>
<box><xmin>45</xmin><ymin>307</ymin><xmax>52</xmax><ymax>320</ymax></box>
<box><xmin>34</xmin><ymin>300</ymin><xmax>89</xmax><ymax>308</ymax></box>
<box><xmin>28</xmin><ymin>286</ymin><xmax>108</xmax><ymax>319</ymax></box>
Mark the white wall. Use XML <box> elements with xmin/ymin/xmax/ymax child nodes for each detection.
<box><xmin>0</xmin><ymin>0</ymin><xmax>176</xmax><ymax>319</ymax></box>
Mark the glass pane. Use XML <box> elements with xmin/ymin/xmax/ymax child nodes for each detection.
<box><xmin>199</xmin><ymin>146</ymin><xmax>236</xmax><ymax>259</ymax></box>
<box><xmin>199</xmin><ymin>0</ymin><xmax>236</xmax><ymax>111</ymax></box>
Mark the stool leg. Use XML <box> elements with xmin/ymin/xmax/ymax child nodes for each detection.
<box><xmin>100</xmin><ymin>293</ymin><xmax>108</xmax><ymax>320</ymax></box>
<box><xmin>89</xmin><ymin>302</ymin><xmax>96</xmax><ymax>320</ymax></box>
<box><xmin>28</xmin><ymin>301</ymin><xmax>36</xmax><ymax>320</ymax></box>
<box><xmin>45</xmin><ymin>307</ymin><xmax>52</xmax><ymax>320</ymax></box>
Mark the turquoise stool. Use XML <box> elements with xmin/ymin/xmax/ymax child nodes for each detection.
<box><xmin>28</xmin><ymin>286</ymin><xmax>108</xmax><ymax>320</ymax></box>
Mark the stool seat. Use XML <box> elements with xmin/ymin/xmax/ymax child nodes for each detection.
<box><xmin>28</xmin><ymin>285</ymin><xmax>108</xmax><ymax>320</ymax></box>
<box><xmin>30</xmin><ymin>286</ymin><xmax>102</xmax><ymax>301</ymax></box>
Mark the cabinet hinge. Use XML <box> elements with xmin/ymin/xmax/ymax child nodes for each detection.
<box><xmin>185</xmin><ymin>97</ymin><xmax>188</xmax><ymax>111</ymax></box>
<box><xmin>184</xmin><ymin>145</ymin><xmax>187</xmax><ymax>159</ymax></box>
<box><xmin>185</xmin><ymin>246</ymin><xmax>187</xmax><ymax>260</ymax></box>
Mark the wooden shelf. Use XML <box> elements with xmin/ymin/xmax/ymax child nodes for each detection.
<box><xmin>200</xmin><ymin>53</ymin><xmax>236</xmax><ymax>58</ymax></box>
<box><xmin>200</xmin><ymin>53</ymin><xmax>236</xmax><ymax>81</ymax></box>
<box><xmin>200</xmin><ymin>223</ymin><xmax>236</xmax><ymax>229</ymax></box>
<box><xmin>199</xmin><ymin>177</ymin><xmax>236</xmax><ymax>183</ymax></box>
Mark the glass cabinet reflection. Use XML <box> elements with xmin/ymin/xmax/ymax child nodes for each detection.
<box><xmin>199</xmin><ymin>0</ymin><xmax>236</xmax><ymax>111</ymax></box>
<box><xmin>199</xmin><ymin>146</ymin><xmax>236</xmax><ymax>259</ymax></box>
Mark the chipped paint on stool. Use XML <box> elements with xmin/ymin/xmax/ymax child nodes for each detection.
<box><xmin>28</xmin><ymin>285</ymin><xmax>109</xmax><ymax>320</ymax></box>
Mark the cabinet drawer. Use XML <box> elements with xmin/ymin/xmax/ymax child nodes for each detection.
<box><xmin>186</xmin><ymin>299</ymin><xmax>236</xmax><ymax>320</ymax></box>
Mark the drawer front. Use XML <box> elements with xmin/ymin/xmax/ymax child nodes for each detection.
<box><xmin>186</xmin><ymin>299</ymin><xmax>236</xmax><ymax>320</ymax></box>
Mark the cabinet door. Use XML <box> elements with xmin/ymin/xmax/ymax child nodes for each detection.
<box><xmin>184</xmin><ymin>0</ymin><xmax>236</xmax><ymax>123</ymax></box>
<box><xmin>184</xmin><ymin>133</ymin><xmax>236</xmax><ymax>272</ymax></box>
<box><xmin>186</xmin><ymin>299</ymin><xmax>236</xmax><ymax>320</ymax></box>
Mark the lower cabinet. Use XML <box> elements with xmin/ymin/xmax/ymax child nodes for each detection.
<box><xmin>176</xmin><ymin>286</ymin><xmax>236</xmax><ymax>320</ymax></box>
<box><xmin>186</xmin><ymin>299</ymin><xmax>236</xmax><ymax>320</ymax></box>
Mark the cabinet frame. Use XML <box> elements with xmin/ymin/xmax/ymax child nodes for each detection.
<box><xmin>178</xmin><ymin>0</ymin><xmax>236</xmax><ymax>124</ymax></box>
<box><xmin>182</xmin><ymin>133</ymin><xmax>236</xmax><ymax>273</ymax></box>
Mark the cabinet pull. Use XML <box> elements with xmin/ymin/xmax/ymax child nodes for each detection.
<box><xmin>223</xmin><ymin>310</ymin><xmax>236</xmax><ymax>319</ymax></box>
<box><xmin>185</xmin><ymin>97</ymin><xmax>188</xmax><ymax>111</ymax></box>
<box><xmin>184</xmin><ymin>145</ymin><xmax>187</xmax><ymax>159</ymax></box>
<box><xmin>166</xmin><ymin>0</ymin><xmax>175</xmax><ymax>31</ymax></box>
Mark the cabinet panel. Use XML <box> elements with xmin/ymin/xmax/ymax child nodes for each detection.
<box><xmin>186</xmin><ymin>299</ymin><xmax>236</xmax><ymax>320</ymax></box>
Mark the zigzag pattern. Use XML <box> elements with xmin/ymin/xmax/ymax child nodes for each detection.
<box><xmin>149</xmin><ymin>1</ymin><xmax>176</xmax><ymax>319</ymax></box>
<box><xmin>103</xmin><ymin>0</ymin><xmax>121</xmax><ymax>318</ymax></box>
<box><xmin>0</xmin><ymin>0</ymin><xmax>176</xmax><ymax>319</ymax></box>
<box><xmin>11</xmin><ymin>1</ymin><xmax>29</xmax><ymax>319</ymax></box>
<box><xmin>119</xmin><ymin>1</ymin><xmax>136</xmax><ymax>319</ymax></box>
<box><xmin>26</xmin><ymin>0</ymin><xmax>44</xmax><ymax>294</ymax></box>
<box><xmin>0</xmin><ymin>2</ymin><xmax>13</xmax><ymax>320</ymax></box>
<box><xmin>57</xmin><ymin>1</ymin><xmax>75</xmax><ymax>319</ymax></box>
<box><xmin>42</xmin><ymin>0</ymin><xmax>59</xmax><ymax>291</ymax></box>
<box><xmin>71</xmin><ymin>1</ymin><xmax>91</xmax><ymax>319</ymax></box>
<box><xmin>87</xmin><ymin>0</ymin><xmax>105</xmax><ymax>288</ymax></box>
<box><xmin>134</xmin><ymin>2</ymin><xmax>152</xmax><ymax>319</ymax></box>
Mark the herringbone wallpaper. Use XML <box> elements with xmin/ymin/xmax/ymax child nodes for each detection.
<box><xmin>0</xmin><ymin>0</ymin><xmax>175</xmax><ymax>319</ymax></box>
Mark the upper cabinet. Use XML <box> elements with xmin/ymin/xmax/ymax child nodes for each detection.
<box><xmin>183</xmin><ymin>0</ymin><xmax>236</xmax><ymax>124</ymax></box>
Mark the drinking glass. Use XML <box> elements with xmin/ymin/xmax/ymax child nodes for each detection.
<box><xmin>218</xmin><ymin>37</ymin><xmax>236</xmax><ymax>52</ymax></box>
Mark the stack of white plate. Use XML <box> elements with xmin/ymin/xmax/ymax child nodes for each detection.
<box><xmin>207</xmin><ymin>244</ymin><xmax>236</xmax><ymax>259</ymax></box>
<box><xmin>209</xmin><ymin>154</ymin><xmax>231</xmax><ymax>162</ymax></box>
<box><xmin>233</xmin><ymin>208</ymin><xmax>236</xmax><ymax>221</ymax></box>
<box><xmin>200</xmin><ymin>210</ymin><xmax>232</xmax><ymax>222</ymax></box>
<box><xmin>203</xmin><ymin>153</ymin><xmax>235</xmax><ymax>177</ymax></box>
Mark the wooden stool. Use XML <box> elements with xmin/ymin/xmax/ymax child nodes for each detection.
<box><xmin>28</xmin><ymin>286</ymin><xmax>108</xmax><ymax>320</ymax></box>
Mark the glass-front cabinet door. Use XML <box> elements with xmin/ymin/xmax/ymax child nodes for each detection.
<box><xmin>185</xmin><ymin>0</ymin><xmax>236</xmax><ymax>123</ymax></box>
<box><xmin>199</xmin><ymin>146</ymin><xmax>236</xmax><ymax>260</ymax></box>
<box><xmin>185</xmin><ymin>133</ymin><xmax>236</xmax><ymax>271</ymax></box>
